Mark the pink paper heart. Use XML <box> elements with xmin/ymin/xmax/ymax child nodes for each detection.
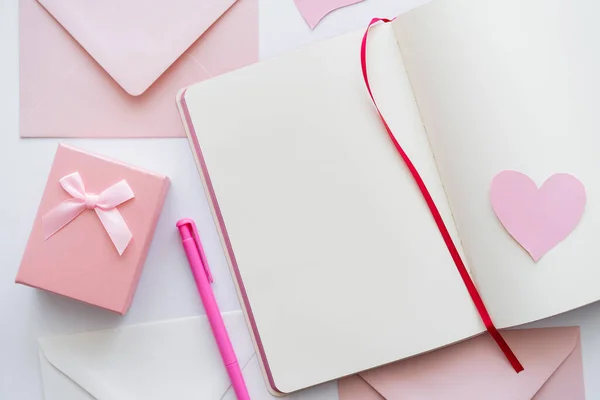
<box><xmin>490</xmin><ymin>171</ymin><xmax>586</xmax><ymax>261</ymax></box>
<box><xmin>293</xmin><ymin>0</ymin><xmax>365</xmax><ymax>29</ymax></box>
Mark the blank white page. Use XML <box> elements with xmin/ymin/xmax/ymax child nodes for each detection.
<box><xmin>394</xmin><ymin>0</ymin><xmax>600</xmax><ymax>328</ymax></box>
<box><xmin>182</xmin><ymin>24</ymin><xmax>483</xmax><ymax>393</ymax></box>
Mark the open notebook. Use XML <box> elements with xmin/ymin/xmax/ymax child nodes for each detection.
<box><xmin>177</xmin><ymin>0</ymin><xmax>600</xmax><ymax>394</ymax></box>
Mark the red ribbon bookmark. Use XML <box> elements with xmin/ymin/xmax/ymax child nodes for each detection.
<box><xmin>361</xmin><ymin>18</ymin><xmax>523</xmax><ymax>373</ymax></box>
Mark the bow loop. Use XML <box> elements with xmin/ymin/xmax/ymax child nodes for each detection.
<box><xmin>96</xmin><ymin>180</ymin><xmax>135</xmax><ymax>210</ymax></box>
<box><xmin>42</xmin><ymin>172</ymin><xmax>135</xmax><ymax>255</ymax></box>
<box><xmin>59</xmin><ymin>172</ymin><xmax>87</xmax><ymax>200</ymax></box>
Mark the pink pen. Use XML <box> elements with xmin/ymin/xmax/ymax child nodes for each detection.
<box><xmin>177</xmin><ymin>218</ymin><xmax>250</xmax><ymax>400</ymax></box>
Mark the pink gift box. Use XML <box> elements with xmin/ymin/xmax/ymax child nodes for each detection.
<box><xmin>16</xmin><ymin>144</ymin><xmax>169</xmax><ymax>314</ymax></box>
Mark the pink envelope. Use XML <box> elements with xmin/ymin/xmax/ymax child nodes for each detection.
<box><xmin>20</xmin><ymin>0</ymin><xmax>258</xmax><ymax>138</ymax></box>
<box><xmin>338</xmin><ymin>327</ymin><xmax>585</xmax><ymax>400</ymax></box>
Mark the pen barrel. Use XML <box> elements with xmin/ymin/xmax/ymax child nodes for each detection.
<box><xmin>226</xmin><ymin>362</ymin><xmax>251</xmax><ymax>400</ymax></box>
<box><xmin>179</xmin><ymin>229</ymin><xmax>249</xmax><ymax>399</ymax></box>
<box><xmin>182</xmin><ymin>238</ymin><xmax>237</xmax><ymax>364</ymax></box>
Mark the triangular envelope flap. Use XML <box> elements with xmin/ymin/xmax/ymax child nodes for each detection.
<box><xmin>38</xmin><ymin>311</ymin><xmax>255</xmax><ymax>400</ymax></box>
<box><xmin>36</xmin><ymin>0</ymin><xmax>238</xmax><ymax>96</ymax></box>
<box><xmin>39</xmin><ymin>349</ymin><xmax>96</xmax><ymax>400</ymax></box>
<box><xmin>338</xmin><ymin>374</ymin><xmax>385</xmax><ymax>400</ymax></box>
<box><xmin>359</xmin><ymin>327</ymin><xmax>579</xmax><ymax>400</ymax></box>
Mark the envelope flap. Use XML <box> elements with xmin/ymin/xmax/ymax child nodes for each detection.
<box><xmin>338</xmin><ymin>374</ymin><xmax>385</xmax><ymax>400</ymax></box>
<box><xmin>38</xmin><ymin>312</ymin><xmax>255</xmax><ymax>400</ymax></box>
<box><xmin>359</xmin><ymin>328</ymin><xmax>580</xmax><ymax>400</ymax></box>
<box><xmin>36</xmin><ymin>0</ymin><xmax>237</xmax><ymax>96</ymax></box>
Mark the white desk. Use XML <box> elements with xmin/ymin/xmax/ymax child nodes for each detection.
<box><xmin>2</xmin><ymin>0</ymin><xmax>600</xmax><ymax>398</ymax></box>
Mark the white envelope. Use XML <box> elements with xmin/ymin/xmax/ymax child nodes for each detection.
<box><xmin>38</xmin><ymin>311</ymin><xmax>338</xmax><ymax>400</ymax></box>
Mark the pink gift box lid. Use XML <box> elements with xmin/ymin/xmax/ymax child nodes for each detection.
<box><xmin>16</xmin><ymin>144</ymin><xmax>169</xmax><ymax>314</ymax></box>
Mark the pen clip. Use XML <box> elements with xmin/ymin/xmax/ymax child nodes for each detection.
<box><xmin>188</xmin><ymin>220</ymin><xmax>214</xmax><ymax>283</ymax></box>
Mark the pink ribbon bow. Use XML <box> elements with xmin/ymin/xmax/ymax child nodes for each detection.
<box><xmin>42</xmin><ymin>172</ymin><xmax>135</xmax><ymax>255</ymax></box>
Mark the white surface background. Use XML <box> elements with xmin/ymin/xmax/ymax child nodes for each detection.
<box><xmin>1</xmin><ymin>0</ymin><xmax>600</xmax><ymax>398</ymax></box>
